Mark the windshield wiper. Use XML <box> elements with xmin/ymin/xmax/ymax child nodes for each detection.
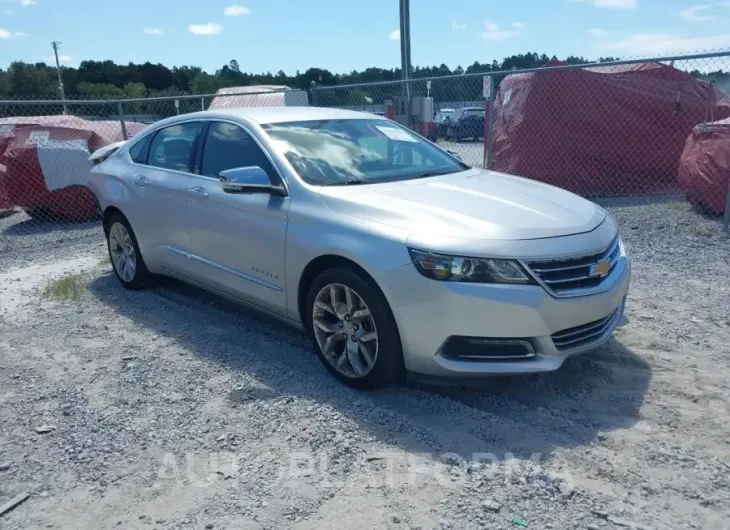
<box><xmin>415</xmin><ymin>170</ymin><xmax>456</xmax><ymax>179</ymax></box>
<box><xmin>332</xmin><ymin>179</ymin><xmax>366</xmax><ymax>185</ymax></box>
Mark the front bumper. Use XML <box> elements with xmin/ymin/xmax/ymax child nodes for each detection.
<box><xmin>377</xmin><ymin>256</ymin><xmax>631</xmax><ymax>378</ymax></box>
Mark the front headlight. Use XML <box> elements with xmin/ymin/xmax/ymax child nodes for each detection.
<box><xmin>408</xmin><ymin>248</ymin><xmax>534</xmax><ymax>284</ymax></box>
<box><xmin>618</xmin><ymin>236</ymin><xmax>627</xmax><ymax>257</ymax></box>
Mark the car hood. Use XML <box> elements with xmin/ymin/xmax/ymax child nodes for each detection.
<box><xmin>318</xmin><ymin>168</ymin><xmax>606</xmax><ymax>241</ymax></box>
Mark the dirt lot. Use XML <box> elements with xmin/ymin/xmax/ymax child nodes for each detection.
<box><xmin>1</xmin><ymin>201</ymin><xmax>729</xmax><ymax>530</ymax></box>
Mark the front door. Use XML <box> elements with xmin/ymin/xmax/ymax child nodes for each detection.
<box><xmin>186</xmin><ymin>121</ymin><xmax>289</xmax><ymax>315</ymax></box>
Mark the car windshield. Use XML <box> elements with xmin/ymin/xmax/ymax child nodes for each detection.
<box><xmin>261</xmin><ymin>118</ymin><xmax>467</xmax><ymax>186</ymax></box>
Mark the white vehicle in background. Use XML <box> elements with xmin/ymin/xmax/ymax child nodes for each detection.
<box><xmin>208</xmin><ymin>85</ymin><xmax>309</xmax><ymax>110</ymax></box>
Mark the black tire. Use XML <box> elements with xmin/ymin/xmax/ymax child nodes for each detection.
<box><xmin>305</xmin><ymin>267</ymin><xmax>404</xmax><ymax>390</ymax></box>
<box><xmin>105</xmin><ymin>211</ymin><xmax>153</xmax><ymax>290</ymax></box>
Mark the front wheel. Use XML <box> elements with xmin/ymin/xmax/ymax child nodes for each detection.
<box><xmin>306</xmin><ymin>268</ymin><xmax>404</xmax><ymax>389</ymax></box>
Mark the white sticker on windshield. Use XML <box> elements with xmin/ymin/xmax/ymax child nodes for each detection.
<box><xmin>375</xmin><ymin>125</ymin><xmax>418</xmax><ymax>142</ymax></box>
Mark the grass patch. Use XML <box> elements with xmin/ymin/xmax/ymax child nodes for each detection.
<box><xmin>43</xmin><ymin>273</ymin><xmax>86</xmax><ymax>300</ymax></box>
<box><xmin>694</xmin><ymin>225</ymin><xmax>714</xmax><ymax>238</ymax></box>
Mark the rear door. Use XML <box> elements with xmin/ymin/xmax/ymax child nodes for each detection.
<box><xmin>126</xmin><ymin>120</ymin><xmax>203</xmax><ymax>274</ymax></box>
<box><xmin>185</xmin><ymin>120</ymin><xmax>290</xmax><ymax>314</ymax></box>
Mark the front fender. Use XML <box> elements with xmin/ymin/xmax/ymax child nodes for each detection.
<box><xmin>284</xmin><ymin>207</ymin><xmax>411</xmax><ymax>324</ymax></box>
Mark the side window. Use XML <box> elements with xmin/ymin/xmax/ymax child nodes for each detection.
<box><xmin>128</xmin><ymin>135</ymin><xmax>151</xmax><ymax>164</ymax></box>
<box><xmin>147</xmin><ymin>122</ymin><xmax>203</xmax><ymax>172</ymax></box>
<box><xmin>200</xmin><ymin>122</ymin><xmax>278</xmax><ymax>182</ymax></box>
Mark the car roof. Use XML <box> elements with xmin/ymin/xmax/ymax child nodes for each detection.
<box><xmin>165</xmin><ymin>106</ymin><xmax>386</xmax><ymax>126</ymax></box>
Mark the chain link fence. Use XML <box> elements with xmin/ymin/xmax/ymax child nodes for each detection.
<box><xmin>1</xmin><ymin>52</ymin><xmax>729</xmax><ymax>259</ymax></box>
<box><xmin>0</xmin><ymin>89</ymin><xmax>302</xmax><ymax>255</ymax></box>
<box><xmin>313</xmin><ymin>51</ymin><xmax>730</xmax><ymax>231</ymax></box>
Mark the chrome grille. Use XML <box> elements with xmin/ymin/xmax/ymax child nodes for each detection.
<box><xmin>524</xmin><ymin>238</ymin><xmax>620</xmax><ymax>296</ymax></box>
<box><xmin>551</xmin><ymin>307</ymin><xmax>621</xmax><ymax>352</ymax></box>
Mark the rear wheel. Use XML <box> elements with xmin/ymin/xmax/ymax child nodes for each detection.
<box><xmin>306</xmin><ymin>268</ymin><xmax>403</xmax><ymax>389</ymax></box>
<box><xmin>105</xmin><ymin>212</ymin><xmax>153</xmax><ymax>290</ymax></box>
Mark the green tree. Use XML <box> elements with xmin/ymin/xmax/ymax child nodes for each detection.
<box><xmin>190</xmin><ymin>72</ymin><xmax>229</xmax><ymax>94</ymax></box>
<box><xmin>77</xmin><ymin>82</ymin><xmax>126</xmax><ymax>99</ymax></box>
<box><xmin>8</xmin><ymin>62</ymin><xmax>55</xmax><ymax>97</ymax></box>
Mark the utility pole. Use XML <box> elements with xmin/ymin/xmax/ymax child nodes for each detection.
<box><xmin>398</xmin><ymin>0</ymin><xmax>412</xmax><ymax>124</ymax></box>
<box><xmin>51</xmin><ymin>41</ymin><xmax>68</xmax><ymax>115</ymax></box>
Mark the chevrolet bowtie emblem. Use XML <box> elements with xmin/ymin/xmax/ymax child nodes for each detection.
<box><xmin>590</xmin><ymin>260</ymin><xmax>611</xmax><ymax>278</ymax></box>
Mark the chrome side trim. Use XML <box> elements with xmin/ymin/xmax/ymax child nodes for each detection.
<box><xmin>165</xmin><ymin>246</ymin><xmax>189</xmax><ymax>257</ymax></box>
<box><xmin>164</xmin><ymin>246</ymin><xmax>283</xmax><ymax>292</ymax></box>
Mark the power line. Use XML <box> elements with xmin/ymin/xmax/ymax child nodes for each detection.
<box><xmin>51</xmin><ymin>40</ymin><xmax>68</xmax><ymax>114</ymax></box>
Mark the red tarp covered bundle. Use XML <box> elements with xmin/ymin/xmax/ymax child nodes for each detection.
<box><xmin>492</xmin><ymin>62</ymin><xmax>730</xmax><ymax>196</ymax></box>
<box><xmin>0</xmin><ymin>117</ymin><xmax>144</xmax><ymax>219</ymax></box>
<box><xmin>679</xmin><ymin>117</ymin><xmax>730</xmax><ymax>214</ymax></box>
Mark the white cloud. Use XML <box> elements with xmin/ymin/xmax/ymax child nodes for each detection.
<box><xmin>481</xmin><ymin>20</ymin><xmax>522</xmax><ymax>41</ymax></box>
<box><xmin>189</xmin><ymin>22</ymin><xmax>223</xmax><ymax>35</ymax></box>
<box><xmin>679</xmin><ymin>4</ymin><xmax>714</xmax><ymax>21</ymax></box>
<box><xmin>451</xmin><ymin>22</ymin><xmax>467</xmax><ymax>30</ymax></box>
<box><xmin>512</xmin><ymin>22</ymin><xmax>527</xmax><ymax>29</ymax></box>
<box><xmin>389</xmin><ymin>29</ymin><xmax>400</xmax><ymax>40</ymax></box>
<box><xmin>20</xmin><ymin>0</ymin><xmax>36</xmax><ymax>5</ymax></box>
<box><xmin>571</xmin><ymin>0</ymin><xmax>636</xmax><ymax>9</ymax></box>
<box><xmin>44</xmin><ymin>54</ymin><xmax>72</xmax><ymax>63</ymax></box>
<box><xmin>604</xmin><ymin>32</ymin><xmax>730</xmax><ymax>54</ymax></box>
<box><xmin>0</xmin><ymin>28</ymin><xmax>26</xmax><ymax>37</ymax></box>
<box><xmin>223</xmin><ymin>4</ymin><xmax>250</xmax><ymax>16</ymax></box>
<box><xmin>143</xmin><ymin>27</ymin><xmax>162</xmax><ymax>35</ymax></box>
<box><xmin>586</xmin><ymin>27</ymin><xmax>610</xmax><ymax>37</ymax></box>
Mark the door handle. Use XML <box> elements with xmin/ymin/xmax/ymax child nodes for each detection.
<box><xmin>133</xmin><ymin>175</ymin><xmax>148</xmax><ymax>188</ymax></box>
<box><xmin>189</xmin><ymin>186</ymin><xmax>209</xmax><ymax>198</ymax></box>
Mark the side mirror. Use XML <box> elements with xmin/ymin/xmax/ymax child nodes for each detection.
<box><xmin>445</xmin><ymin>149</ymin><xmax>463</xmax><ymax>162</ymax></box>
<box><xmin>219</xmin><ymin>166</ymin><xmax>286</xmax><ymax>196</ymax></box>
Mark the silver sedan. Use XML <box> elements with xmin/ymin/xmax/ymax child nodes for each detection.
<box><xmin>89</xmin><ymin>106</ymin><xmax>630</xmax><ymax>389</ymax></box>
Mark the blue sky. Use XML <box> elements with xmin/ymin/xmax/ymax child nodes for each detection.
<box><xmin>1</xmin><ymin>0</ymin><xmax>730</xmax><ymax>73</ymax></box>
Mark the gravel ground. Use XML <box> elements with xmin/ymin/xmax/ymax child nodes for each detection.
<box><xmin>0</xmin><ymin>209</ymin><xmax>102</xmax><ymax>270</ymax></box>
<box><xmin>1</xmin><ymin>200</ymin><xmax>729</xmax><ymax>530</ymax></box>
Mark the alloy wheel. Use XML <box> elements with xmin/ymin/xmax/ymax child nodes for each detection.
<box><xmin>108</xmin><ymin>222</ymin><xmax>137</xmax><ymax>283</ymax></box>
<box><xmin>312</xmin><ymin>283</ymin><xmax>379</xmax><ymax>378</ymax></box>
